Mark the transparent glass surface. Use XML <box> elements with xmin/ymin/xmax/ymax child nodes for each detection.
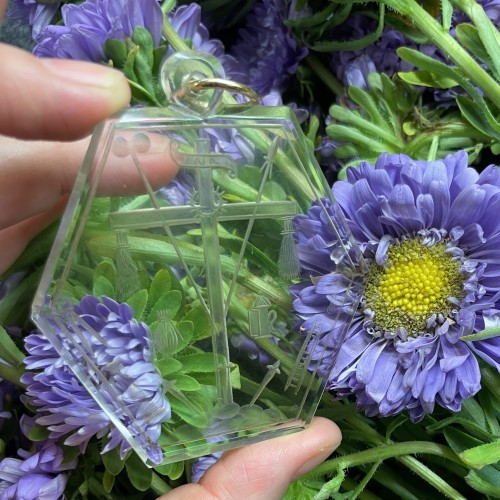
<box><xmin>32</xmin><ymin>104</ymin><xmax>364</xmax><ymax>465</ymax></box>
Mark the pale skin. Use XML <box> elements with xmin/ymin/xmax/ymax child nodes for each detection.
<box><xmin>0</xmin><ymin>1</ymin><xmax>341</xmax><ymax>497</ymax></box>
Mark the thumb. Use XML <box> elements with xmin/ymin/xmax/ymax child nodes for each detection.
<box><xmin>0</xmin><ymin>43</ymin><xmax>130</xmax><ymax>140</ymax></box>
<box><xmin>158</xmin><ymin>417</ymin><xmax>341</xmax><ymax>500</ymax></box>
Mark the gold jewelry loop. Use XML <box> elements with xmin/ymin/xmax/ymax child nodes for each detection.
<box><xmin>187</xmin><ymin>78</ymin><xmax>260</xmax><ymax>105</ymax></box>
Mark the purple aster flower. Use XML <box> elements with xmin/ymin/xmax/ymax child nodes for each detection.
<box><xmin>7</xmin><ymin>0</ymin><xmax>61</xmax><ymax>39</ymax></box>
<box><xmin>230</xmin><ymin>0</ymin><xmax>308</xmax><ymax>95</ymax></box>
<box><xmin>22</xmin><ymin>295</ymin><xmax>170</xmax><ymax>464</ymax></box>
<box><xmin>344</xmin><ymin>55</ymin><xmax>377</xmax><ymax>91</ymax></box>
<box><xmin>33</xmin><ymin>0</ymin><xmax>163</xmax><ymax>61</ymax></box>
<box><xmin>167</xmin><ymin>3</ymin><xmax>242</xmax><ymax>81</ymax></box>
<box><xmin>0</xmin><ymin>441</ymin><xmax>77</xmax><ymax>500</ymax></box>
<box><xmin>330</xmin><ymin>15</ymin><xmax>415</xmax><ymax>88</ymax></box>
<box><xmin>158</xmin><ymin>169</ymin><xmax>197</xmax><ymax>206</ymax></box>
<box><xmin>190</xmin><ymin>451</ymin><xmax>222</xmax><ymax>483</ymax></box>
<box><xmin>292</xmin><ymin>151</ymin><xmax>500</xmax><ymax>422</ymax></box>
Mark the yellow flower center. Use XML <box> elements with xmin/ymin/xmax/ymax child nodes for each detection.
<box><xmin>365</xmin><ymin>239</ymin><xmax>463</xmax><ymax>335</ymax></box>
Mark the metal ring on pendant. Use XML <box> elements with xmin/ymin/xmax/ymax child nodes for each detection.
<box><xmin>186</xmin><ymin>78</ymin><xmax>260</xmax><ymax>105</ymax></box>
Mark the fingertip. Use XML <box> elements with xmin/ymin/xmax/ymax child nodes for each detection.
<box><xmin>39</xmin><ymin>57</ymin><xmax>132</xmax><ymax>118</ymax></box>
<box><xmin>0</xmin><ymin>44</ymin><xmax>131</xmax><ymax>141</ymax></box>
<box><xmin>292</xmin><ymin>417</ymin><xmax>342</xmax><ymax>480</ymax></box>
<box><xmin>197</xmin><ymin>418</ymin><xmax>341</xmax><ymax>500</ymax></box>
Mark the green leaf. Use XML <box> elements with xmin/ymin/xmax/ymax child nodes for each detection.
<box><xmin>154</xmin><ymin>461</ymin><xmax>185</xmax><ymax>480</ymax></box>
<box><xmin>126</xmin><ymin>289</ymin><xmax>148</xmax><ymax>320</ymax></box>
<box><xmin>309</xmin><ymin>4</ymin><xmax>385</xmax><ymax>52</ymax></box>
<box><xmin>0</xmin><ymin>268</ymin><xmax>42</xmax><ymax>324</ymax></box>
<box><xmin>312</xmin><ymin>467</ymin><xmax>345</xmax><ymax>500</ymax></box>
<box><xmin>103</xmin><ymin>38</ymin><xmax>128</xmax><ymax>68</ymax></box>
<box><xmin>347</xmin><ymin>85</ymin><xmax>388</xmax><ymax>130</ymax></box>
<box><xmin>93</xmin><ymin>261</ymin><xmax>116</xmax><ymax>287</ymax></box>
<box><xmin>444</xmin><ymin>426</ymin><xmax>484</xmax><ymax>455</ymax></box>
<box><xmin>398</xmin><ymin>47</ymin><xmax>500</xmax><ymax>137</ymax></box>
<box><xmin>102</xmin><ymin>447</ymin><xmax>125</xmax><ymax>476</ymax></box>
<box><xmin>283</xmin><ymin>478</ymin><xmax>323</xmax><ymax>500</ymax></box>
<box><xmin>397</xmin><ymin>46</ymin><xmax>462</xmax><ymax>83</ymax></box>
<box><xmin>61</xmin><ymin>443</ymin><xmax>82</xmax><ymax>466</ymax></box>
<box><xmin>132</xmin><ymin>26</ymin><xmax>154</xmax><ymax>66</ymax></box>
<box><xmin>174</xmin><ymin>321</ymin><xmax>194</xmax><ymax>353</ymax></box>
<box><xmin>174</xmin><ymin>374</ymin><xmax>201</xmax><ymax>391</ymax></box>
<box><xmin>125</xmin><ymin>452</ymin><xmax>153</xmax><ymax>491</ymax></box>
<box><xmin>157</xmin><ymin>357</ymin><xmax>183</xmax><ymax>377</ymax></box>
<box><xmin>399</xmin><ymin>70</ymin><xmax>458</xmax><ymax>89</ymax></box>
<box><xmin>456</xmin><ymin>95</ymin><xmax>499</xmax><ymax>138</ymax></box>
<box><xmin>0</xmin><ymin>325</ymin><xmax>24</xmax><ymax>368</ymax></box>
<box><xmin>28</xmin><ymin>423</ymin><xmax>50</xmax><ymax>442</ymax></box>
<box><xmin>460</xmin><ymin>441</ymin><xmax>500</xmax><ymax>468</ymax></box>
<box><xmin>326</xmin><ymin>124</ymin><xmax>389</xmax><ymax>153</ymax></box>
<box><xmin>148</xmin><ymin>269</ymin><xmax>172</xmax><ymax>308</ymax></box>
<box><xmin>182</xmin><ymin>306</ymin><xmax>212</xmax><ymax>341</ymax></box>
<box><xmin>461</xmin><ymin>326</ymin><xmax>500</xmax><ymax>342</ymax></box>
<box><xmin>177</xmin><ymin>352</ymin><xmax>220</xmax><ymax>373</ymax></box>
<box><xmin>193</xmin><ymin>363</ymin><xmax>240</xmax><ymax>389</ymax></box>
<box><xmin>238</xmin><ymin>165</ymin><xmax>262</xmax><ymax>190</ymax></box>
<box><xmin>470</xmin><ymin>4</ymin><xmax>500</xmax><ymax>81</ymax></box>
<box><xmin>134</xmin><ymin>52</ymin><xmax>156</xmax><ymax>99</ymax></box>
<box><xmin>441</xmin><ymin>0</ymin><xmax>453</xmax><ymax>31</ymax></box>
<box><xmin>455</xmin><ymin>23</ymin><xmax>494</xmax><ymax>69</ymax></box>
<box><xmin>262</xmin><ymin>181</ymin><xmax>287</xmax><ymax>200</ymax></box>
<box><xmin>169</xmin><ymin>395</ymin><xmax>208</xmax><ymax>428</ymax></box>
<box><xmin>461</xmin><ymin>397</ymin><xmax>487</xmax><ymax>428</ymax></box>
<box><xmin>93</xmin><ymin>275</ymin><xmax>115</xmax><ymax>299</ymax></box>
<box><xmin>426</xmin><ymin>417</ymin><xmax>496</xmax><ymax>441</ymax></box>
<box><xmin>385</xmin><ymin>414</ymin><xmax>408</xmax><ymax>440</ymax></box>
<box><xmin>147</xmin><ymin>290</ymin><xmax>182</xmax><ymax>324</ymax></box>
<box><xmin>102</xmin><ymin>470</ymin><xmax>115</xmax><ymax>494</ymax></box>
<box><xmin>230</xmin><ymin>363</ymin><xmax>241</xmax><ymax>390</ymax></box>
<box><xmin>466</xmin><ymin>467</ymin><xmax>500</xmax><ymax>496</ymax></box>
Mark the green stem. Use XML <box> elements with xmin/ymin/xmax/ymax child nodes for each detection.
<box><xmin>162</xmin><ymin>19</ymin><xmax>190</xmax><ymax>52</ymax></box>
<box><xmin>301</xmin><ymin>441</ymin><xmax>463</xmax><ymax>479</ymax></box>
<box><xmin>305</xmin><ymin>53</ymin><xmax>343</xmax><ymax>96</ymax></box>
<box><xmin>341</xmin><ymin>478</ymin><xmax>383</xmax><ymax>500</ymax></box>
<box><xmin>150</xmin><ymin>471</ymin><xmax>172</xmax><ymax>495</ymax></box>
<box><xmin>0</xmin><ymin>362</ymin><xmax>26</xmax><ymax>389</ymax></box>
<box><xmin>398</xmin><ymin>455</ymin><xmax>467</xmax><ymax>500</ymax></box>
<box><xmin>382</xmin><ymin>0</ymin><xmax>500</xmax><ymax>104</ymax></box>
<box><xmin>350</xmin><ymin>461</ymin><xmax>382</xmax><ymax>500</ymax></box>
<box><xmin>161</xmin><ymin>17</ymin><xmax>320</xmax><ymax>202</ymax></box>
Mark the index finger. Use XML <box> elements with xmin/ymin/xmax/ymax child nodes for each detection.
<box><xmin>0</xmin><ymin>0</ymin><xmax>6</xmax><ymax>20</ymax></box>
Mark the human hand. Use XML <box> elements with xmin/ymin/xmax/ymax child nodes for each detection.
<box><xmin>158</xmin><ymin>417</ymin><xmax>341</xmax><ymax>500</ymax></box>
<box><xmin>0</xmin><ymin>0</ymin><xmax>132</xmax><ymax>273</ymax></box>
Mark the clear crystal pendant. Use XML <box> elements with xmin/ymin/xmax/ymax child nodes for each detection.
<box><xmin>32</xmin><ymin>51</ymin><xmax>364</xmax><ymax>465</ymax></box>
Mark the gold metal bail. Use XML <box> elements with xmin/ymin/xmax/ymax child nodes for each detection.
<box><xmin>186</xmin><ymin>77</ymin><xmax>260</xmax><ymax>105</ymax></box>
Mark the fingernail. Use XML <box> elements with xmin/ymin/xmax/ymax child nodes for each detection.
<box><xmin>40</xmin><ymin>58</ymin><xmax>130</xmax><ymax>107</ymax></box>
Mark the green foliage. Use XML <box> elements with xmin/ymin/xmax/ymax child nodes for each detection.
<box><xmin>125</xmin><ymin>452</ymin><xmax>153</xmax><ymax>491</ymax></box>
<box><xmin>104</xmin><ymin>27</ymin><xmax>167</xmax><ymax>106</ymax></box>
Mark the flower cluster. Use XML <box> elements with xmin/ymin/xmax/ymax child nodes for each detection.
<box><xmin>230</xmin><ymin>0</ymin><xmax>308</xmax><ymax>95</ymax></box>
<box><xmin>0</xmin><ymin>441</ymin><xmax>77</xmax><ymax>500</ymax></box>
<box><xmin>293</xmin><ymin>151</ymin><xmax>500</xmax><ymax>421</ymax></box>
<box><xmin>21</xmin><ymin>296</ymin><xmax>170</xmax><ymax>463</ymax></box>
<box><xmin>34</xmin><ymin>0</ymin><xmax>163</xmax><ymax>60</ymax></box>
